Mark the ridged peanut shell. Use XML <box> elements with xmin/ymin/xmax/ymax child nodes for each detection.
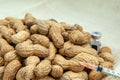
<box><xmin>49</xmin><ymin>23</ymin><xmax>64</xmax><ymax>48</ymax></box>
<box><xmin>72</xmin><ymin>52</ymin><xmax>99</xmax><ymax>65</ymax></box>
<box><xmin>45</xmin><ymin>42</ymin><xmax>56</xmax><ymax>61</ymax></box>
<box><xmin>3</xmin><ymin>60</ymin><xmax>22</xmax><ymax>80</ymax></box>
<box><xmin>16</xmin><ymin>43</ymin><xmax>49</xmax><ymax>58</ymax></box>
<box><xmin>53</xmin><ymin>54</ymin><xmax>84</xmax><ymax>72</ymax></box>
<box><xmin>34</xmin><ymin>60</ymin><xmax>51</xmax><ymax>77</ymax></box>
<box><xmin>0</xmin><ymin>38</ymin><xmax>14</xmax><ymax>56</ymax></box>
<box><xmin>99</xmin><ymin>46</ymin><xmax>112</xmax><ymax>53</ymax></box>
<box><xmin>99</xmin><ymin>52</ymin><xmax>115</xmax><ymax>63</ymax></box>
<box><xmin>11</xmin><ymin>31</ymin><xmax>30</xmax><ymax>44</ymax></box>
<box><xmin>60</xmin><ymin>71</ymin><xmax>88</xmax><ymax>80</ymax></box>
<box><xmin>0</xmin><ymin>25</ymin><xmax>15</xmax><ymax>42</ymax></box>
<box><xmin>0</xmin><ymin>66</ymin><xmax>4</xmax><ymax>79</ymax></box>
<box><xmin>36</xmin><ymin>76</ymin><xmax>55</xmax><ymax>80</ymax></box>
<box><xmin>89</xmin><ymin>70</ymin><xmax>105</xmax><ymax>80</ymax></box>
<box><xmin>51</xmin><ymin>65</ymin><xmax>63</xmax><ymax>78</ymax></box>
<box><xmin>4</xmin><ymin>50</ymin><xmax>18</xmax><ymax>62</ymax></box>
<box><xmin>30</xmin><ymin>34</ymin><xmax>50</xmax><ymax>48</ymax></box>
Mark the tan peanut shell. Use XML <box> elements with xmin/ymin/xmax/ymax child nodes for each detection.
<box><xmin>16</xmin><ymin>65</ymin><xmax>35</xmax><ymax>80</ymax></box>
<box><xmin>11</xmin><ymin>30</ymin><xmax>30</xmax><ymax>44</ymax></box>
<box><xmin>89</xmin><ymin>70</ymin><xmax>105</xmax><ymax>80</ymax></box>
<box><xmin>0</xmin><ymin>66</ymin><xmax>4</xmax><ymax>79</ymax></box>
<box><xmin>15</xmin><ymin>40</ymin><xmax>49</xmax><ymax>57</ymax></box>
<box><xmin>36</xmin><ymin>76</ymin><xmax>55</xmax><ymax>80</ymax></box>
<box><xmin>35</xmin><ymin>19</ymin><xmax>50</xmax><ymax>35</ymax></box>
<box><xmin>0</xmin><ymin>57</ymin><xmax>4</xmax><ymax>66</ymax></box>
<box><xmin>0</xmin><ymin>33</ymin><xmax>2</xmax><ymax>38</ymax></box>
<box><xmin>62</xmin><ymin>31</ymin><xmax>69</xmax><ymax>41</ymax></box>
<box><xmin>4</xmin><ymin>50</ymin><xmax>18</xmax><ymax>62</ymax></box>
<box><xmin>73</xmin><ymin>24</ymin><xmax>83</xmax><ymax>32</ymax></box>
<box><xmin>13</xmin><ymin>19</ymin><xmax>27</xmax><ymax>32</ymax></box>
<box><xmin>60</xmin><ymin>71</ymin><xmax>88</xmax><ymax>80</ymax></box>
<box><xmin>3</xmin><ymin>60</ymin><xmax>22</xmax><ymax>80</ymax></box>
<box><xmin>45</xmin><ymin>42</ymin><xmax>56</xmax><ymax>61</ymax></box>
<box><xmin>69</xmin><ymin>30</ymin><xmax>91</xmax><ymax>45</ymax></box>
<box><xmin>99</xmin><ymin>52</ymin><xmax>115</xmax><ymax>63</ymax></box>
<box><xmin>98</xmin><ymin>57</ymin><xmax>105</xmax><ymax>64</ymax></box>
<box><xmin>82</xmin><ymin>43</ymin><xmax>91</xmax><ymax>48</ymax></box>
<box><xmin>51</xmin><ymin>65</ymin><xmax>63</xmax><ymax>78</ymax></box>
<box><xmin>60</xmin><ymin>43</ymin><xmax>97</xmax><ymax>57</ymax></box>
<box><xmin>99</xmin><ymin>46</ymin><xmax>112</xmax><ymax>53</ymax></box>
<box><xmin>24</xmin><ymin>13</ymin><xmax>36</xmax><ymax>27</ymax></box>
<box><xmin>0</xmin><ymin>38</ymin><xmax>14</xmax><ymax>56</ymax></box>
<box><xmin>25</xmin><ymin>56</ymin><xmax>40</xmax><ymax>66</ymax></box>
<box><xmin>16</xmin><ymin>56</ymin><xmax>40</xmax><ymax>80</ymax></box>
<box><xmin>30</xmin><ymin>25</ymin><xmax>39</xmax><ymax>34</ymax></box>
<box><xmin>0</xmin><ymin>25</ymin><xmax>15</xmax><ymax>42</ymax></box>
<box><xmin>100</xmin><ymin>61</ymin><xmax>113</xmax><ymax>69</ymax></box>
<box><xmin>71</xmin><ymin>52</ymin><xmax>99</xmax><ymax>65</ymax></box>
<box><xmin>34</xmin><ymin>60</ymin><xmax>51</xmax><ymax>77</ymax></box>
<box><xmin>49</xmin><ymin>23</ymin><xmax>64</xmax><ymax>48</ymax></box>
<box><xmin>30</xmin><ymin>34</ymin><xmax>50</xmax><ymax>48</ymax></box>
<box><xmin>53</xmin><ymin>54</ymin><xmax>84</xmax><ymax>72</ymax></box>
<box><xmin>0</xmin><ymin>19</ymin><xmax>9</xmax><ymax>26</ymax></box>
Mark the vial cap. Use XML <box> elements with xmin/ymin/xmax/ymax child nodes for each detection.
<box><xmin>91</xmin><ymin>32</ymin><xmax>101</xmax><ymax>39</ymax></box>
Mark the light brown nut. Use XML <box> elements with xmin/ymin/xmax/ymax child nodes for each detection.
<box><xmin>53</xmin><ymin>54</ymin><xmax>84</xmax><ymax>72</ymax></box>
<box><xmin>5</xmin><ymin>17</ymin><xmax>16</xmax><ymax>25</ymax></box>
<box><xmin>100</xmin><ymin>61</ymin><xmax>113</xmax><ymax>69</ymax></box>
<box><xmin>49</xmin><ymin>23</ymin><xmax>64</xmax><ymax>48</ymax></box>
<box><xmin>11</xmin><ymin>30</ymin><xmax>30</xmax><ymax>44</ymax></box>
<box><xmin>15</xmin><ymin>41</ymin><xmax>49</xmax><ymax>58</ymax></box>
<box><xmin>60</xmin><ymin>71</ymin><xmax>88</xmax><ymax>80</ymax></box>
<box><xmin>59</xmin><ymin>41</ymin><xmax>73</xmax><ymax>56</ymax></box>
<box><xmin>45</xmin><ymin>42</ymin><xmax>57</xmax><ymax>61</ymax></box>
<box><xmin>62</xmin><ymin>31</ymin><xmax>69</xmax><ymax>41</ymax></box>
<box><xmin>98</xmin><ymin>57</ymin><xmax>105</xmax><ymax>64</ymax></box>
<box><xmin>99</xmin><ymin>46</ymin><xmax>112</xmax><ymax>53</ymax></box>
<box><xmin>82</xmin><ymin>43</ymin><xmax>91</xmax><ymax>48</ymax></box>
<box><xmin>35</xmin><ymin>19</ymin><xmax>50</xmax><ymax>35</ymax></box>
<box><xmin>30</xmin><ymin>25</ymin><xmax>39</xmax><ymax>34</ymax></box>
<box><xmin>36</xmin><ymin>76</ymin><xmax>55</xmax><ymax>80</ymax></box>
<box><xmin>99</xmin><ymin>52</ymin><xmax>115</xmax><ymax>63</ymax></box>
<box><xmin>89</xmin><ymin>70</ymin><xmax>105</xmax><ymax>80</ymax></box>
<box><xmin>0</xmin><ymin>33</ymin><xmax>2</xmax><ymax>38</ymax></box>
<box><xmin>69</xmin><ymin>30</ymin><xmax>91</xmax><ymax>45</ymax></box>
<box><xmin>60</xmin><ymin>43</ymin><xmax>97</xmax><ymax>57</ymax></box>
<box><xmin>0</xmin><ymin>57</ymin><xmax>4</xmax><ymax>66</ymax></box>
<box><xmin>16</xmin><ymin>56</ymin><xmax>40</xmax><ymax>80</ymax></box>
<box><xmin>24</xmin><ymin>13</ymin><xmax>36</xmax><ymax>27</ymax></box>
<box><xmin>16</xmin><ymin>65</ymin><xmax>35</xmax><ymax>80</ymax></box>
<box><xmin>0</xmin><ymin>19</ymin><xmax>9</xmax><ymax>26</ymax></box>
<box><xmin>0</xmin><ymin>38</ymin><xmax>14</xmax><ymax>56</ymax></box>
<box><xmin>4</xmin><ymin>50</ymin><xmax>18</xmax><ymax>62</ymax></box>
<box><xmin>71</xmin><ymin>52</ymin><xmax>99</xmax><ymax>65</ymax></box>
<box><xmin>13</xmin><ymin>19</ymin><xmax>27</xmax><ymax>32</ymax></box>
<box><xmin>51</xmin><ymin>65</ymin><xmax>63</xmax><ymax>78</ymax></box>
<box><xmin>0</xmin><ymin>25</ymin><xmax>15</xmax><ymax>43</ymax></box>
<box><xmin>30</xmin><ymin>34</ymin><xmax>50</xmax><ymax>48</ymax></box>
<box><xmin>25</xmin><ymin>56</ymin><xmax>40</xmax><ymax>66</ymax></box>
<box><xmin>3</xmin><ymin>60</ymin><xmax>22</xmax><ymax>80</ymax></box>
<box><xmin>34</xmin><ymin>60</ymin><xmax>51</xmax><ymax>77</ymax></box>
<box><xmin>0</xmin><ymin>66</ymin><xmax>4</xmax><ymax>79</ymax></box>
<box><xmin>73</xmin><ymin>24</ymin><xmax>83</xmax><ymax>32</ymax></box>
<box><xmin>60</xmin><ymin>22</ymin><xmax>71</xmax><ymax>30</ymax></box>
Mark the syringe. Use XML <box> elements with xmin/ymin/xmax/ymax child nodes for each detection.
<box><xmin>79</xmin><ymin>62</ymin><xmax>120</xmax><ymax>78</ymax></box>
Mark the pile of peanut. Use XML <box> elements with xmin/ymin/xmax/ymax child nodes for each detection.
<box><xmin>0</xmin><ymin>13</ymin><xmax>115</xmax><ymax>80</ymax></box>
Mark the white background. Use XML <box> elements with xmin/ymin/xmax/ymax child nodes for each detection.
<box><xmin>0</xmin><ymin>0</ymin><xmax>120</xmax><ymax>72</ymax></box>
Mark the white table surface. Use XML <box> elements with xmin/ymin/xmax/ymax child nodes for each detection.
<box><xmin>0</xmin><ymin>0</ymin><xmax>120</xmax><ymax>72</ymax></box>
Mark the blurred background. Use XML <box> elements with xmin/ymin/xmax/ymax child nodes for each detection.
<box><xmin>0</xmin><ymin>0</ymin><xmax>120</xmax><ymax>71</ymax></box>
